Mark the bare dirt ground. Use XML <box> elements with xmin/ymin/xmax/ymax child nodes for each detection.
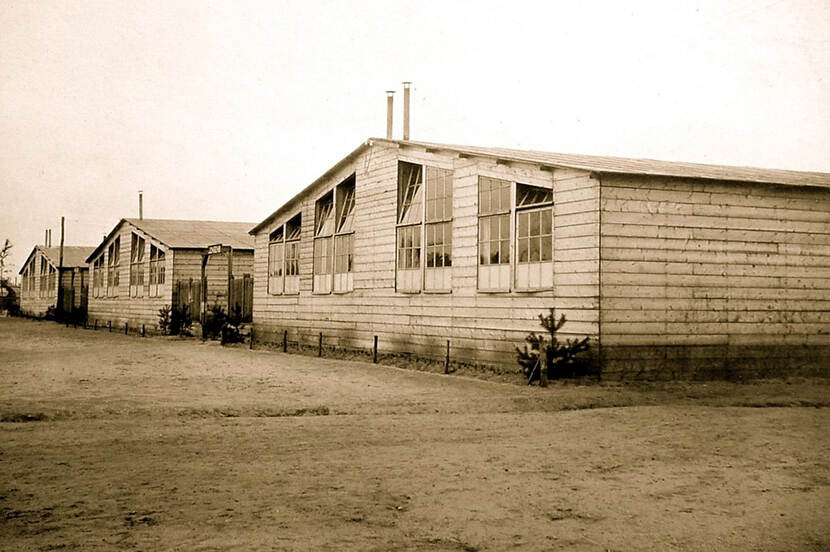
<box><xmin>1</xmin><ymin>317</ymin><xmax>829</xmax><ymax>551</ymax></box>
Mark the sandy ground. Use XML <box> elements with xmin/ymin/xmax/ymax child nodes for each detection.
<box><xmin>1</xmin><ymin>317</ymin><xmax>828</xmax><ymax>551</ymax></box>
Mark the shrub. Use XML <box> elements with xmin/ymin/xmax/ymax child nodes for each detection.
<box><xmin>171</xmin><ymin>304</ymin><xmax>193</xmax><ymax>336</ymax></box>
<box><xmin>516</xmin><ymin>309</ymin><xmax>591</xmax><ymax>384</ymax></box>
<box><xmin>158</xmin><ymin>305</ymin><xmax>172</xmax><ymax>334</ymax></box>
<box><xmin>204</xmin><ymin>304</ymin><xmax>227</xmax><ymax>340</ymax></box>
<box><xmin>220</xmin><ymin>305</ymin><xmax>244</xmax><ymax>345</ymax></box>
<box><xmin>158</xmin><ymin>304</ymin><xmax>193</xmax><ymax>336</ymax></box>
<box><xmin>45</xmin><ymin>305</ymin><xmax>57</xmax><ymax>321</ymax></box>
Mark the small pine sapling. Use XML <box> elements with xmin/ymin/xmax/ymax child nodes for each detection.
<box><xmin>516</xmin><ymin>309</ymin><xmax>590</xmax><ymax>384</ymax></box>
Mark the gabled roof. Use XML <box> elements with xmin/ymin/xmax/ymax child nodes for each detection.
<box><xmin>251</xmin><ymin>137</ymin><xmax>830</xmax><ymax>234</ymax></box>
<box><xmin>18</xmin><ymin>245</ymin><xmax>96</xmax><ymax>274</ymax></box>
<box><xmin>85</xmin><ymin>218</ymin><xmax>256</xmax><ymax>263</ymax></box>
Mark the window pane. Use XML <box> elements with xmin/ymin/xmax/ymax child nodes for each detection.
<box><xmin>518</xmin><ymin>238</ymin><xmax>529</xmax><ymax>262</ymax></box>
<box><xmin>530</xmin><ymin>237</ymin><xmax>540</xmax><ymax>262</ymax></box>
<box><xmin>541</xmin><ymin>235</ymin><xmax>552</xmax><ymax>261</ymax></box>
<box><xmin>516</xmin><ymin>183</ymin><xmax>552</xmax><ymax>207</ymax></box>
<box><xmin>315</xmin><ymin>193</ymin><xmax>334</xmax><ymax>236</ymax></box>
<box><xmin>500</xmin><ymin>238</ymin><xmax>510</xmax><ymax>264</ymax></box>
<box><xmin>541</xmin><ymin>208</ymin><xmax>552</xmax><ymax>234</ymax></box>
<box><xmin>499</xmin><ymin>214</ymin><xmax>510</xmax><ymax>239</ymax></box>
<box><xmin>530</xmin><ymin>211</ymin><xmax>540</xmax><ymax>236</ymax></box>
<box><xmin>398</xmin><ymin>162</ymin><xmax>423</xmax><ymax>224</ymax></box>
<box><xmin>489</xmin><ymin>216</ymin><xmax>499</xmax><ymax>242</ymax></box>
<box><xmin>518</xmin><ymin>212</ymin><xmax>528</xmax><ymax>238</ymax></box>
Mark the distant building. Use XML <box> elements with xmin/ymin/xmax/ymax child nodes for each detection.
<box><xmin>249</xmin><ymin>137</ymin><xmax>830</xmax><ymax>379</ymax></box>
<box><xmin>85</xmin><ymin>219</ymin><xmax>255</xmax><ymax>332</ymax></box>
<box><xmin>18</xmin><ymin>245</ymin><xmax>95</xmax><ymax>317</ymax></box>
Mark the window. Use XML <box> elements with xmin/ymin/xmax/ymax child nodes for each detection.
<box><xmin>130</xmin><ymin>233</ymin><xmax>146</xmax><ymax>297</ymax></box>
<box><xmin>477</xmin><ymin>177</ymin><xmax>554</xmax><ymax>291</ymax></box>
<box><xmin>313</xmin><ymin>191</ymin><xmax>334</xmax><ymax>293</ymax></box>
<box><xmin>284</xmin><ymin>213</ymin><xmax>301</xmax><ymax>294</ymax></box>
<box><xmin>424</xmin><ymin>166</ymin><xmax>452</xmax><ymax>291</ymax></box>
<box><xmin>312</xmin><ymin>175</ymin><xmax>356</xmax><ymax>294</ymax></box>
<box><xmin>333</xmin><ymin>176</ymin><xmax>355</xmax><ymax>293</ymax></box>
<box><xmin>395</xmin><ymin>162</ymin><xmax>453</xmax><ymax>292</ymax></box>
<box><xmin>39</xmin><ymin>257</ymin><xmax>48</xmax><ymax>297</ymax></box>
<box><xmin>148</xmin><ymin>244</ymin><xmax>165</xmax><ymax>297</ymax></box>
<box><xmin>515</xmin><ymin>184</ymin><xmax>553</xmax><ymax>290</ymax></box>
<box><xmin>268</xmin><ymin>226</ymin><xmax>284</xmax><ymax>295</ymax></box>
<box><xmin>93</xmin><ymin>255</ymin><xmax>104</xmax><ymax>297</ymax></box>
<box><xmin>477</xmin><ymin>176</ymin><xmax>511</xmax><ymax>290</ymax></box>
<box><xmin>107</xmin><ymin>237</ymin><xmax>120</xmax><ymax>297</ymax></box>
<box><xmin>267</xmin><ymin>212</ymin><xmax>302</xmax><ymax>296</ymax></box>
<box><xmin>48</xmin><ymin>264</ymin><xmax>56</xmax><ymax>297</ymax></box>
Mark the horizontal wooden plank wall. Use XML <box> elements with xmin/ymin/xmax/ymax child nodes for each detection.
<box><xmin>173</xmin><ymin>249</ymin><xmax>254</xmax><ymax>309</ymax></box>
<box><xmin>252</xmin><ymin>142</ymin><xmax>600</xmax><ymax>367</ymax></box>
<box><xmin>87</xmin><ymin>221</ymin><xmax>173</xmax><ymax>332</ymax></box>
<box><xmin>599</xmin><ymin>174</ymin><xmax>830</xmax><ymax>379</ymax></box>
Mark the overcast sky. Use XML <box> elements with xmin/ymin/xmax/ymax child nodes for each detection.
<box><xmin>1</xmin><ymin>0</ymin><xmax>829</xmax><ymax>277</ymax></box>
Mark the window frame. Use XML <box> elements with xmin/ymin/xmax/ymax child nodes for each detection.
<box><xmin>476</xmin><ymin>176</ymin><xmax>554</xmax><ymax>293</ymax></box>
<box><xmin>395</xmin><ymin>161</ymin><xmax>453</xmax><ymax>294</ymax></box>
<box><xmin>129</xmin><ymin>233</ymin><xmax>146</xmax><ymax>298</ymax></box>
<box><xmin>333</xmin><ymin>176</ymin><xmax>356</xmax><ymax>294</ymax></box>
<box><xmin>267</xmin><ymin>226</ymin><xmax>285</xmax><ymax>296</ymax></box>
<box><xmin>107</xmin><ymin>237</ymin><xmax>120</xmax><ymax>297</ymax></box>
<box><xmin>148</xmin><ymin>243</ymin><xmax>166</xmax><ymax>297</ymax></box>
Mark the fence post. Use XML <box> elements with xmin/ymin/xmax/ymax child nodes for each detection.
<box><xmin>125</xmin><ymin>322</ymin><xmax>128</xmax><ymax>335</ymax></box>
<box><xmin>249</xmin><ymin>327</ymin><xmax>254</xmax><ymax>350</ymax></box>
<box><xmin>94</xmin><ymin>319</ymin><xmax>97</xmax><ymax>330</ymax></box>
<box><xmin>108</xmin><ymin>320</ymin><xmax>111</xmax><ymax>332</ymax></box>
<box><xmin>445</xmin><ymin>340</ymin><xmax>450</xmax><ymax>374</ymax></box>
<box><xmin>318</xmin><ymin>332</ymin><xmax>323</xmax><ymax>357</ymax></box>
<box><xmin>283</xmin><ymin>329</ymin><xmax>287</xmax><ymax>353</ymax></box>
<box><xmin>373</xmin><ymin>335</ymin><xmax>378</xmax><ymax>363</ymax></box>
<box><xmin>141</xmin><ymin>324</ymin><xmax>146</xmax><ymax>337</ymax></box>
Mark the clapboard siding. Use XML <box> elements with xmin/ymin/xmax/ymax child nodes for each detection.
<box><xmin>252</xmin><ymin>142</ymin><xmax>600</xmax><ymax>366</ymax></box>
<box><xmin>599</xmin><ymin>174</ymin><xmax>830</xmax><ymax>379</ymax></box>
<box><xmin>172</xmin><ymin>249</ymin><xmax>253</xmax><ymax>307</ymax></box>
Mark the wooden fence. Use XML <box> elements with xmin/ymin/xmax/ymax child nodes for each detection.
<box><xmin>174</xmin><ymin>278</ymin><xmax>202</xmax><ymax>320</ymax></box>
<box><xmin>230</xmin><ymin>275</ymin><xmax>253</xmax><ymax>322</ymax></box>
<box><xmin>174</xmin><ymin>275</ymin><xmax>252</xmax><ymax>322</ymax></box>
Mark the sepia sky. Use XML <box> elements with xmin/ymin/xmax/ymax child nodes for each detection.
<box><xmin>1</xmin><ymin>0</ymin><xmax>829</xmax><ymax>277</ymax></box>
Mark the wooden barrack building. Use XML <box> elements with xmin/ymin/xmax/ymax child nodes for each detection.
<box><xmin>18</xmin><ymin>245</ymin><xmax>95</xmax><ymax>318</ymax></box>
<box><xmin>85</xmin><ymin>219</ymin><xmax>255</xmax><ymax>332</ymax></box>
<box><xmin>250</xmin><ymin>138</ymin><xmax>830</xmax><ymax>379</ymax></box>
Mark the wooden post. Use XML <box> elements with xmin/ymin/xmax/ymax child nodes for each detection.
<box><xmin>108</xmin><ymin>320</ymin><xmax>111</xmax><ymax>332</ymax></box>
<box><xmin>94</xmin><ymin>319</ymin><xmax>97</xmax><ymax>330</ymax></box>
<box><xmin>226</xmin><ymin>246</ymin><xmax>233</xmax><ymax>315</ymax></box>
<box><xmin>125</xmin><ymin>322</ymin><xmax>128</xmax><ymax>335</ymax></box>
<box><xmin>249</xmin><ymin>327</ymin><xmax>254</xmax><ymax>350</ymax></box>
<box><xmin>445</xmin><ymin>340</ymin><xmax>450</xmax><ymax>374</ymax></box>
<box><xmin>318</xmin><ymin>332</ymin><xmax>323</xmax><ymax>357</ymax></box>
<box><xmin>141</xmin><ymin>324</ymin><xmax>146</xmax><ymax>337</ymax></box>
<box><xmin>200</xmin><ymin>254</ymin><xmax>208</xmax><ymax>340</ymax></box>
<box><xmin>57</xmin><ymin>216</ymin><xmax>65</xmax><ymax>319</ymax></box>
<box><xmin>283</xmin><ymin>329</ymin><xmax>287</xmax><ymax>353</ymax></box>
<box><xmin>373</xmin><ymin>335</ymin><xmax>378</xmax><ymax>363</ymax></box>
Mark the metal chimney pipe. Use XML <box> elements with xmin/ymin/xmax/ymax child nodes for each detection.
<box><xmin>139</xmin><ymin>190</ymin><xmax>143</xmax><ymax>220</ymax></box>
<box><xmin>402</xmin><ymin>81</ymin><xmax>411</xmax><ymax>140</ymax></box>
<box><xmin>385</xmin><ymin>91</ymin><xmax>395</xmax><ymax>139</ymax></box>
<box><xmin>48</xmin><ymin>229</ymin><xmax>51</xmax><ymax>247</ymax></box>
<box><xmin>44</xmin><ymin>229</ymin><xmax>48</xmax><ymax>246</ymax></box>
